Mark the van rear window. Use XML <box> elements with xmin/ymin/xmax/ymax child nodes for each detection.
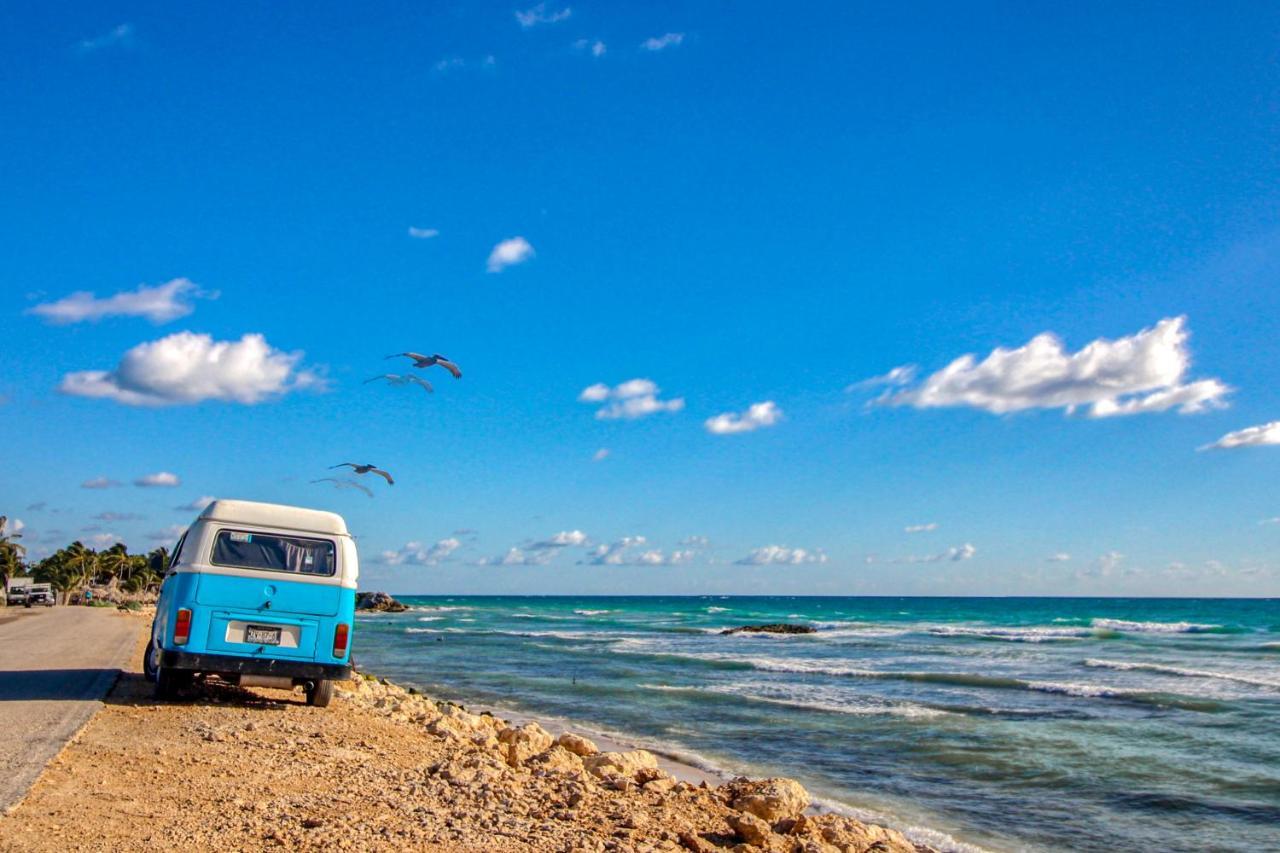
<box><xmin>211</xmin><ymin>530</ymin><xmax>336</xmax><ymax>576</ymax></box>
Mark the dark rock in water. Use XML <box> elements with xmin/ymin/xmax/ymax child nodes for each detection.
<box><xmin>719</xmin><ymin>623</ymin><xmax>817</xmax><ymax>635</ymax></box>
<box><xmin>356</xmin><ymin>591</ymin><xmax>408</xmax><ymax>613</ymax></box>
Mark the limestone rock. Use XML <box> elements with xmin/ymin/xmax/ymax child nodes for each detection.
<box><xmin>583</xmin><ymin>749</ymin><xmax>660</xmax><ymax>781</ymax></box>
<box><xmin>727</xmin><ymin>812</ymin><xmax>773</xmax><ymax>846</ymax></box>
<box><xmin>354</xmin><ymin>591</ymin><xmax>407</xmax><ymax>612</ymax></box>
<box><xmin>556</xmin><ymin>732</ymin><xmax>599</xmax><ymax>757</ymax></box>
<box><xmin>497</xmin><ymin>722</ymin><xmax>555</xmax><ymax>768</ymax></box>
<box><xmin>526</xmin><ymin>745</ymin><xmax>585</xmax><ymax>774</ymax></box>
<box><xmin>811</xmin><ymin>815</ymin><xmax>917</xmax><ymax>853</ymax></box>
<box><xmin>719</xmin><ymin>624</ymin><xmax>816</xmax><ymax>636</ymax></box>
<box><xmin>724</xmin><ymin>778</ymin><xmax>809</xmax><ymax>823</ymax></box>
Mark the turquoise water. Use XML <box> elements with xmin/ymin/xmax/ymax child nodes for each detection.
<box><xmin>353</xmin><ymin>597</ymin><xmax>1280</xmax><ymax>852</ymax></box>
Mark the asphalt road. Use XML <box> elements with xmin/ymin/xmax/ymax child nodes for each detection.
<box><xmin>0</xmin><ymin>606</ymin><xmax>140</xmax><ymax>812</ymax></box>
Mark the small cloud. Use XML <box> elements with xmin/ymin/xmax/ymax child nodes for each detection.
<box><xmin>574</xmin><ymin>38</ymin><xmax>606</xmax><ymax>57</ymax></box>
<box><xmin>880</xmin><ymin>317</ymin><xmax>1229</xmax><ymax>419</ymax></box>
<box><xmin>735</xmin><ymin>545</ymin><xmax>827</xmax><ymax>566</ymax></box>
<box><xmin>530</xmin><ymin>530</ymin><xmax>590</xmax><ymax>550</ymax></box>
<box><xmin>25</xmin><ymin>502</ymin><xmax>47</xmax><ymax>512</ymax></box>
<box><xmin>78</xmin><ymin>23</ymin><xmax>133</xmax><ymax>53</ymax></box>
<box><xmin>487</xmin><ymin>236</ymin><xmax>535</xmax><ymax>273</ymax></box>
<box><xmin>87</xmin><ymin>532</ymin><xmax>124</xmax><ymax>548</ymax></box>
<box><xmin>904</xmin><ymin>523</ymin><xmax>938</xmax><ymax>534</ymax></box>
<box><xmin>704</xmin><ymin>401</ymin><xmax>782</xmax><ymax>435</ymax></box>
<box><xmin>582</xmin><ymin>536</ymin><xmax>689</xmax><ymax>565</ymax></box>
<box><xmin>592</xmin><ymin>448</ymin><xmax>610</xmax><ymax>462</ymax></box>
<box><xmin>81</xmin><ymin>477</ymin><xmax>122</xmax><ymax>489</ymax></box>
<box><xmin>872</xmin><ymin>543</ymin><xmax>977</xmax><ymax>564</ymax></box>
<box><xmin>641</xmin><ymin>32</ymin><xmax>684</xmax><ymax>52</ymax></box>
<box><xmin>516</xmin><ymin>3</ymin><xmax>571</xmax><ymax>27</ymax></box>
<box><xmin>135</xmin><ymin>471</ymin><xmax>181</xmax><ymax>488</ymax></box>
<box><xmin>434</xmin><ymin>55</ymin><xmax>496</xmax><ymax>74</ymax></box>
<box><xmin>408</xmin><ymin>227</ymin><xmax>440</xmax><ymax>239</ymax></box>
<box><xmin>146</xmin><ymin>525</ymin><xmax>186</xmax><ymax>542</ymax></box>
<box><xmin>26</xmin><ymin>278</ymin><xmax>213</xmax><ymax>325</ymax></box>
<box><xmin>1200</xmin><ymin>421</ymin><xmax>1280</xmax><ymax>451</ymax></box>
<box><xmin>379</xmin><ymin>538</ymin><xmax>462</xmax><ymax>566</ymax></box>
<box><xmin>475</xmin><ymin>547</ymin><xmax>556</xmax><ymax>567</ymax></box>
<box><xmin>59</xmin><ymin>331</ymin><xmax>323</xmax><ymax>406</ymax></box>
<box><xmin>175</xmin><ymin>496</ymin><xmax>216</xmax><ymax>512</ymax></box>
<box><xmin>578</xmin><ymin>378</ymin><xmax>684</xmax><ymax>420</ymax></box>
<box><xmin>679</xmin><ymin>535</ymin><xmax>710</xmax><ymax>549</ymax></box>
<box><xmin>846</xmin><ymin>365</ymin><xmax>917</xmax><ymax>393</ymax></box>
<box><xmin>1260</xmin><ymin>517</ymin><xmax>1280</xmax><ymax>526</ymax></box>
<box><xmin>1046</xmin><ymin>552</ymin><xmax>1072</xmax><ymax>562</ymax></box>
<box><xmin>0</xmin><ymin>518</ymin><xmax>23</xmax><ymax>536</ymax></box>
<box><xmin>93</xmin><ymin>511</ymin><xmax>145</xmax><ymax>522</ymax></box>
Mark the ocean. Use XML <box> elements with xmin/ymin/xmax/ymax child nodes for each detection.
<box><xmin>351</xmin><ymin>596</ymin><xmax>1279</xmax><ymax>852</ymax></box>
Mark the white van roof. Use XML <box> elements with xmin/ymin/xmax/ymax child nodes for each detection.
<box><xmin>198</xmin><ymin>499</ymin><xmax>349</xmax><ymax>537</ymax></box>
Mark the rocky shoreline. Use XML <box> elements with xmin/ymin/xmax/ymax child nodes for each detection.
<box><xmin>0</xmin><ymin>628</ymin><xmax>931</xmax><ymax>852</ymax></box>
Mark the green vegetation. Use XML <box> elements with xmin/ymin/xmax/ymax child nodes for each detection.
<box><xmin>0</xmin><ymin>524</ymin><xmax>168</xmax><ymax>606</ymax></box>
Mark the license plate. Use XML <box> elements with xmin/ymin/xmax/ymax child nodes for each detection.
<box><xmin>245</xmin><ymin>625</ymin><xmax>282</xmax><ymax>645</ymax></box>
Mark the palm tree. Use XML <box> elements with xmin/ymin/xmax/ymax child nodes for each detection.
<box><xmin>0</xmin><ymin>516</ymin><xmax>28</xmax><ymax>606</ymax></box>
<box><xmin>99</xmin><ymin>543</ymin><xmax>130</xmax><ymax>587</ymax></box>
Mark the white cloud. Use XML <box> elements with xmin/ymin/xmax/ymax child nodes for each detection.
<box><xmin>175</xmin><ymin>496</ymin><xmax>216</xmax><ymax>512</ymax></box>
<box><xmin>884</xmin><ymin>317</ymin><xmax>1229</xmax><ymax>418</ymax></box>
<box><xmin>1200</xmin><ymin>421</ymin><xmax>1280</xmax><ymax>450</ymax></box>
<box><xmin>59</xmin><ymin>331</ymin><xmax>323</xmax><ymax>406</ymax></box>
<box><xmin>574</xmin><ymin>38</ymin><xmax>606</xmax><ymax>57</ymax></box>
<box><xmin>592</xmin><ymin>448</ymin><xmax>610</xmax><ymax>462</ymax></box>
<box><xmin>87</xmin><ymin>532</ymin><xmax>123</xmax><ymax>548</ymax></box>
<box><xmin>147</xmin><ymin>525</ymin><xmax>186</xmax><ymax>542</ymax></box>
<box><xmin>0</xmin><ymin>518</ymin><xmax>23</xmax><ymax>536</ymax></box>
<box><xmin>26</xmin><ymin>278</ymin><xmax>212</xmax><ymax>325</ymax></box>
<box><xmin>487</xmin><ymin>236</ymin><xmax>535</xmax><ymax>272</ymax></box>
<box><xmin>134</xmin><ymin>471</ymin><xmax>181</xmax><ymax>488</ymax></box>
<box><xmin>434</xmin><ymin>55</ymin><xmax>496</xmax><ymax>74</ymax></box>
<box><xmin>408</xmin><ymin>227</ymin><xmax>439</xmax><ymax>239</ymax></box>
<box><xmin>704</xmin><ymin>401</ymin><xmax>783</xmax><ymax>435</ymax></box>
<box><xmin>380</xmin><ymin>538</ymin><xmax>462</xmax><ymax>566</ymax></box>
<box><xmin>579</xmin><ymin>378</ymin><xmax>684</xmax><ymax>420</ymax></box>
<box><xmin>641</xmin><ymin>33</ymin><xmax>684</xmax><ymax>51</ymax></box>
<box><xmin>904</xmin><ymin>523</ymin><xmax>938</xmax><ymax>534</ymax></box>
<box><xmin>1260</xmin><ymin>517</ymin><xmax>1280</xmax><ymax>526</ymax></box>
<box><xmin>530</xmin><ymin>529</ymin><xmax>589</xmax><ymax>549</ymax></box>
<box><xmin>847</xmin><ymin>365</ymin><xmax>917</xmax><ymax>393</ymax></box>
<box><xmin>81</xmin><ymin>477</ymin><xmax>122</xmax><ymax>489</ymax></box>
<box><xmin>474</xmin><ymin>547</ymin><xmax>556</xmax><ymax>567</ymax></box>
<box><xmin>516</xmin><ymin>3</ymin><xmax>571</xmax><ymax>27</ymax></box>
<box><xmin>78</xmin><ymin>23</ymin><xmax>133</xmax><ymax>52</ymax></box>
<box><xmin>873</xmin><ymin>543</ymin><xmax>977</xmax><ymax>564</ymax></box>
<box><xmin>94</xmin><ymin>511</ymin><xmax>144</xmax><ymax>522</ymax></box>
<box><xmin>679</xmin><ymin>535</ymin><xmax>710</xmax><ymax>549</ymax></box>
<box><xmin>735</xmin><ymin>545</ymin><xmax>828</xmax><ymax>566</ymax></box>
<box><xmin>1046</xmin><ymin>552</ymin><xmax>1072</xmax><ymax>562</ymax></box>
<box><xmin>633</xmin><ymin>549</ymin><xmax>695</xmax><ymax>566</ymax></box>
<box><xmin>580</xmin><ymin>536</ymin><xmax>693</xmax><ymax>566</ymax></box>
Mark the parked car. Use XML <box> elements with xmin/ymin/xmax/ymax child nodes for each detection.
<box><xmin>25</xmin><ymin>583</ymin><xmax>54</xmax><ymax>607</ymax></box>
<box><xmin>144</xmin><ymin>499</ymin><xmax>358</xmax><ymax>706</ymax></box>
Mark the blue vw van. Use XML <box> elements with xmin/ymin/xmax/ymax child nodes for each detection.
<box><xmin>145</xmin><ymin>499</ymin><xmax>358</xmax><ymax>707</ymax></box>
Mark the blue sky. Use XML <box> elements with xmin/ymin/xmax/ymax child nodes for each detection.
<box><xmin>2</xmin><ymin>2</ymin><xmax>1278</xmax><ymax>595</ymax></box>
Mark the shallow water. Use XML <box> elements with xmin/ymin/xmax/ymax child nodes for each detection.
<box><xmin>353</xmin><ymin>596</ymin><xmax>1280</xmax><ymax>852</ymax></box>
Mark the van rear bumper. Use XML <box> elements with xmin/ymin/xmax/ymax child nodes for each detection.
<box><xmin>160</xmin><ymin>650</ymin><xmax>351</xmax><ymax>681</ymax></box>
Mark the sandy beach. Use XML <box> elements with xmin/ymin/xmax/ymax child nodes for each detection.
<box><xmin>0</xmin><ymin>620</ymin><xmax>922</xmax><ymax>852</ymax></box>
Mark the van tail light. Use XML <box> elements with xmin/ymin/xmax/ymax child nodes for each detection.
<box><xmin>174</xmin><ymin>608</ymin><xmax>192</xmax><ymax>645</ymax></box>
<box><xmin>333</xmin><ymin>623</ymin><xmax>350</xmax><ymax>658</ymax></box>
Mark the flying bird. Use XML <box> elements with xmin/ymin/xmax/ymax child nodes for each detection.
<box><xmin>329</xmin><ymin>463</ymin><xmax>395</xmax><ymax>485</ymax></box>
<box><xmin>310</xmin><ymin>478</ymin><xmax>374</xmax><ymax>498</ymax></box>
<box><xmin>365</xmin><ymin>373</ymin><xmax>434</xmax><ymax>393</ymax></box>
<box><xmin>385</xmin><ymin>352</ymin><xmax>462</xmax><ymax>379</ymax></box>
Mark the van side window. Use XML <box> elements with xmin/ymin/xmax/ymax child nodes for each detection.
<box><xmin>169</xmin><ymin>533</ymin><xmax>187</xmax><ymax>570</ymax></box>
<box><xmin>211</xmin><ymin>530</ymin><xmax>336</xmax><ymax>576</ymax></box>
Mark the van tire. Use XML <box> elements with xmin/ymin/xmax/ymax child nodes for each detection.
<box><xmin>306</xmin><ymin>679</ymin><xmax>333</xmax><ymax>708</ymax></box>
<box><xmin>143</xmin><ymin>636</ymin><xmax>159</xmax><ymax>683</ymax></box>
<box><xmin>155</xmin><ymin>667</ymin><xmax>191</xmax><ymax>700</ymax></box>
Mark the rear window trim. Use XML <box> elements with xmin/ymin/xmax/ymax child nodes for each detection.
<box><xmin>209</xmin><ymin>527</ymin><xmax>339</xmax><ymax>578</ymax></box>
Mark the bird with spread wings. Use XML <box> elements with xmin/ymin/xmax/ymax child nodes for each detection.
<box><xmin>328</xmin><ymin>463</ymin><xmax>395</xmax><ymax>485</ymax></box>
<box><xmin>384</xmin><ymin>352</ymin><xmax>462</xmax><ymax>379</ymax></box>
<box><xmin>365</xmin><ymin>373</ymin><xmax>434</xmax><ymax>393</ymax></box>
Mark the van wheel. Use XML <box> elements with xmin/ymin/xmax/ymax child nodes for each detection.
<box><xmin>155</xmin><ymin>668</ymin><xmax>191</xmax><ymax>700</ymax></box>
<box><xmin>306</xmin><ymin>679</ymin><xmax>333</xmax><ymax>708</ymax></box>
<box><xmin>143</xmin><ymin>636</ymin><xmax>159</xmax><ymax>683</ymax></box>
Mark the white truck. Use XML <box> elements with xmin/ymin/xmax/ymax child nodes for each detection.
<box><xmin>26</xmin><ymin>583</ymin><xmax>54</xmax><ymax>607</ymax></box>
<box><xmin>6</xmin><ymin>578</ymin><xmax>32</xmax><ymax>606</ymax></box>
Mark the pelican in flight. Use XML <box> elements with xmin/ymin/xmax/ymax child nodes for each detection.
<box><xmin>384</xmin><ymin>352</ymin><xmax>462</xmax><ymax>379</ymax></box>
<box><xmin>310</xmin><ymin>478</ymin><xmax>374</xmax><ymax>497</ymax></box>
<box><xmin>329</xmin><ymin>463</ymin><xmax>395</xmax><ymax>485</ymax></box>
<box><xmin>365</xmin><ymin>373</ymin><xmax>434</xmax><ymax>393</ymax></box>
